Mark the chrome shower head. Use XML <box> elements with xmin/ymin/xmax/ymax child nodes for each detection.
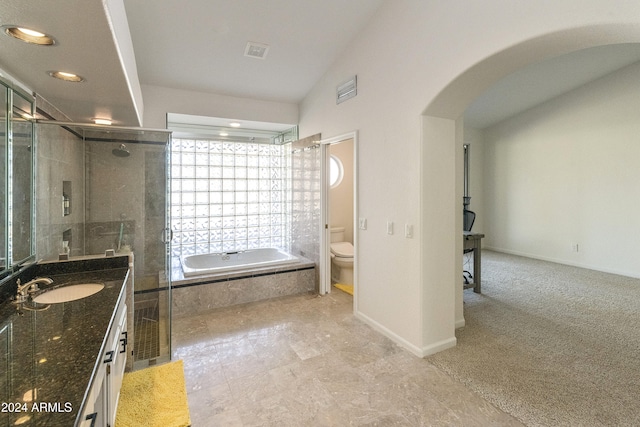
<box><xmin>112</xmin><ymin>144</ymin><xmax>130</xmax><ymax>157</ymax></box>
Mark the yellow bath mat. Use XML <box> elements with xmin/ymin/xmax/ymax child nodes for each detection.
<box><xmin>334</xmin><ymin>283</ymin><xmax>353</xmax><ymax>295</ymax></box>
<box><xmin>115</xmin><ymin>359</ymin><xmax>191</xmax><ymax>427</ymax></box>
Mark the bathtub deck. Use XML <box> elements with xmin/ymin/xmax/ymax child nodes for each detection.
<box><xmin>171</xmin><ymin>257</ymin><xmax>316</xmax><ymax>316</ymax></box>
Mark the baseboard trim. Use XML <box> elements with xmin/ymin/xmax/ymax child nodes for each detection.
<box><xmin>455</xmin><ymin>318</ymin><xmax>466</xmax><ymax>329</ymax></box>
<box><xmin>355</xmin><ymin>311</ymin><xmax>424</xmax><ymax>357</ymax></box>
<box><xmin>485</xmin><ymin>246</ymin><xmax>640</xmax><ymax>279</ymax></box>
<box><xmin>421</xmin><ymin>336</ymin><xmax>457</xmax><ymax>356</ymax></box>
<box><xmin>355</xmin><ymin>310</ymin><xmax>457</xmax><ymax>358</ymax></box>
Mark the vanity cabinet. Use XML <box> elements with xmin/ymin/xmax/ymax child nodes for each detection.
<box><xmin>0</xmin><ymin>254</ymin><xmax>131</xmax><ymax>426</ymax></box>
<box><xmin>80</xmin><ymin>355</ymin><xmax>105</xmax><ymax>427</ymax></box>
<box><xmin>108</xmin><ymin>300</ymin><xmax>128</xmax><ymax>426</ymax></box>
<box><xmin>79</xmin><ymin>289</ymin><xmax>128</xmax><ymax>427</ymax></box>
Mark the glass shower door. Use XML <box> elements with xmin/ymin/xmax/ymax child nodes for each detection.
<box><xmin>36</xmin><ymin>121</ymin><xmax>173</xmax><ymax>369</ymax></box>
<box><xmin>81</xmin><ymin>126</ymin><xmax>172</xmax><ymax>368</ymax></box>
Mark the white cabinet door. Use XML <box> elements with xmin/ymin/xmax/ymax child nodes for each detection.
<box><xmin>79</xmin><ymin>363</ymin><xmax>106</xmax><ymax>427</ymax></box>
<box><xmin>107</xmin><ymin>303</ymin><xmax>127</xmax><ymax>427</ymax></box>
<box><xmin>79</xmin><ymin>289</ymin><xmax>128</xmax><ymax>427</ymax></box>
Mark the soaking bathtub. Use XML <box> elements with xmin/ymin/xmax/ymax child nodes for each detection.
<box><xmin>180</xmin><ymin>248</ymin><xmax>299</xmax><ymax>277</ymax></box>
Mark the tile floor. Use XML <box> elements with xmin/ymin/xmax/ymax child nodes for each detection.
<box><xmin>172</xmin><ymin>289</ymin><xmax>523</xmax><ymax>426</ymax></box>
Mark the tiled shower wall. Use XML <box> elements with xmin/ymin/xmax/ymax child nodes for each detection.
<box><xmin>36</xmin><ymin>116</ymin><xmax>169</xmax><ymax>289</ymax></box>
<box><xmin>84</xmin><ymin>140</ymin><xmax>167</xmax><ymax>282</ymax></box>
<box><xmin>35</xmin><ymin>98</ymin><xmax>85</xmax><ymax>261</ymax></box>
<box><xmin>290</xmin><ymin>133</ymin><xmax>322</xmax><ymax>289</ymax></box>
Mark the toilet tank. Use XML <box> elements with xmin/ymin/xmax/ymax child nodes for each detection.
<box><xmin>330</xmin><ymin>227</ymin><xmax>345</xmax><ymax>243</ymax></box>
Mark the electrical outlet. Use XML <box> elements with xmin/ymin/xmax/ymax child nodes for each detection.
<box><xmin>387</xmin><ymin>221</ymin><xmax>394</xmax><ymax>235</ymax></box>
<box><xmin>572</xmin><ymin>243</ymin><xmax>579</xmax><ymax>253</ymax></box>
<box><xmin>359</xmin><ymin>218</ymin><xmax>367</xmax><ymax>230</ymax></box>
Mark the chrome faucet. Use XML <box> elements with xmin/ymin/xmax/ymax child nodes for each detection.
<box><xmin>15</xmin><ymin>277</ymin><xmax>53</xmax><ymax>302</ymax></box>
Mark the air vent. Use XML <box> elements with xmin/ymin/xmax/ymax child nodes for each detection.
<box><xmin>336</xmin><ymin>75</ymin><xmax>357</xmax><ymax>104</ymax></box>
<box><xmin>244</xmin><ymin>42</ymin><xmax>270</xmax><ymax>59</ymax></box>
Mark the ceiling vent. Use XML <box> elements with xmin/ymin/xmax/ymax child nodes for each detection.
<box><xmin>336</xmin><ymin>75</ymin><xmax>357</xmax><ymax>104</ymax></box>
<box><xmin>244</xmin><ymin>42</ymin><xmax>270</xmax><ymax>59</ymax></box>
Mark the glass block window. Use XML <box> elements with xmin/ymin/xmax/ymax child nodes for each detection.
<box><xmin>170</xmin><ymin>137</ymin><xmax>289</xmax><ymax>258</ymax></box>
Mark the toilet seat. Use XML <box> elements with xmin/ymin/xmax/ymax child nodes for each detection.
<box><xmin>330</xmin><ymin>242</ymin><xmax>353</xmax><ymax>258</ymax></box>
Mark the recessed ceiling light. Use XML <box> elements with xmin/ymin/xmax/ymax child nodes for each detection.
<box><xmin>48</xmin><ymin>71</ymin><xmax>85</xmax><ymax>82</ymax></box>
<box><xmin>17</xmin><ymin>27</ymin><xmax>44</xmax><ymax>37</ymax></box>
<box><xmin>2</xmin><ymin>25</ymin><xmax>55</xmax><ymax>45</ymax></box>
<box><xmin>93</xmin><ymin>118</ymin><xmax>112</xmax><ymax>125</ymax></box>
<box><xmin>229</xmin><ymin>122</ymin><xmax>241</xmax><ymax>128</ymax></box>
<box><xmin>219</xmin><ymin>131</ymin><xmax>229</xmax><ymax>137</ymax></box>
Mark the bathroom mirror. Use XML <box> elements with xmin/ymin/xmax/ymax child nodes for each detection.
<box><xmin>11</xmin><ymin>91</ymin><xmax>35</xmax><ymax>265</ymax></box>
<box><xmin>0</xmin><ymin>86</ymin><xmax>6</xmax><ymax>271</ymax></box>
<box><xmin>0</xmin><ymin>78</ymin><xmax>36</xmax><ymax>275</ymax></box>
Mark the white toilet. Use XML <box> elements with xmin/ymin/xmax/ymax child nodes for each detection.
<box><xmin>330</xmin><ymin>227</ymin><xmax>354</xmax><ymax>285</ymax></box>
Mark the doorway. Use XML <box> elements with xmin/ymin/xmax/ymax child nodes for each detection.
<box><xmin>319</xmin><ymin>132</ymin><xmax>358</xmax><ymax>303</ymax></box>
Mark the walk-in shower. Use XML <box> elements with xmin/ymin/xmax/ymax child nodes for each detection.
<box><xmin>35</xmin><ymin>121</ymin><xmax>173</xmax><ymax>369</ymax></box>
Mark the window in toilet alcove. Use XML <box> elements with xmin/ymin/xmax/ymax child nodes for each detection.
<box><xmin>330</xmin><ymin>155</ymin><xmax>343</xmax><ymax>188</ymax></box>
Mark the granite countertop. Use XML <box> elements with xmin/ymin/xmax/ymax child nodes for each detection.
<box><xmin>0</xmin><ymin>256</ymin><xmax>129</xmax><ymax>426</ymax></box>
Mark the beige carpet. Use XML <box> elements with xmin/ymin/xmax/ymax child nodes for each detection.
<box><xmin>428</xmin><ymin>251</ymin><xmax>640</xmax><ymax>427</ymax></box>
<box><xmin>115</xmin><ymin>359</ymin><xmax>191</xmax><ymax>427</ymax></box>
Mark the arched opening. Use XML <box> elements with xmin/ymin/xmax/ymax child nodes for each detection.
<box><xmin>419</xmin><ymin>24</ymin><xmax>640</xmax><ymax>351</ymax></box>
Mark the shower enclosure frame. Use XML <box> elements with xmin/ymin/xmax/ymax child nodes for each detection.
<box><xmin>35</xmin><ymin>120</ymin><xmax>174</xmax><ymax>369</ymax></box>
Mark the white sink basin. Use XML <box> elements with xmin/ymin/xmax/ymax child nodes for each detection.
<box><xmin>33</xmin><ymin>283</ymin><xmax>105</xmax><ymax>304</ymax></box>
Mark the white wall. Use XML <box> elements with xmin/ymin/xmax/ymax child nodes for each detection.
<box><xmin>134</xmin><ymin>0</ymin><xmax>640</xmax><ymax>356</ymax></box>
<box><xmin>329</xmin><ymin>139</ymin><xmax>354</xmax><ymax>243</ymax></box>
<box><xmin>298</xmin><ymin>0</ymin><xmax>640</xmax><ymax>355</ymax></box>
<box><xmin>481</xmin><ymin>61</ymin><xmax>640</xmax><ymax>278</ymax></box>
<box><xmin>141</xmin><ymin>84</ymin><xmax>298</xmax><ymax>129</ymax></box>
<box><xmin>299</xmin><ymin>2</ymin><xmax>426</xmax><ymax>352</ymax></box>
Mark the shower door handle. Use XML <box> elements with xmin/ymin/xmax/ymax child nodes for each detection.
<box><xmin>161</xmin><ymin>228</ymin><xmax>173</xmax><ymax>243</ymax></box>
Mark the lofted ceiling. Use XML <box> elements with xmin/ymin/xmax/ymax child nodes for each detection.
<box><xmin>123</xmin><ymin>0</ymin><xmax>384</xmax><ymax>105</ymax></box>
<box><xmin>0</xmin><ymin>0</ymin><xmax>384</xmax><ymax>127</ymax></box>
<box><xmin>0</xmin><ymin>0</ymin><xmax>639</xmax><ymax>130</ymax></box>
<box><xmin>464</xmin><ymin>43</ymin><xmax>640</xmax><ymax>129</ymax></box>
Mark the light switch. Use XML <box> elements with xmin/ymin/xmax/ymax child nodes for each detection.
<box><xmin>387</xmin><ymin>221</ymin><xmax>394</xmax><ymax>235</ymax></box>
<box><xmin>405</xmin><ymin>224</ymin><xmax>413</xmax><ymax>238</ymax></box>
<box><xmin>359</xmin><ymin>218</ymin><xmax>367</xmax><ymax>230</ymax></box>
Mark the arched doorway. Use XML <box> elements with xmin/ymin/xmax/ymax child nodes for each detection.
<box><xmin>419</xmin><ymin>24</ymin><xmax>640</xmax><ymax>347</ymax></box>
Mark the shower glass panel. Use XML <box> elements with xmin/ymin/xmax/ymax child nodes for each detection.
<box><xmin>82</xmin><ymin>126</ymin><xmax>172</xmax><ymax>368</ymax></box>
<box><xmin>35</xmin><ymin>122</ymin><xmax>172</xmax><ymax>368</ymax></box>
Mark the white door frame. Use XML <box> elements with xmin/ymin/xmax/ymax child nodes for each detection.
<box><xmin>319</xmin><ymin>131</ymin><xmax>358</xmax><ymax>304</ymax></box>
